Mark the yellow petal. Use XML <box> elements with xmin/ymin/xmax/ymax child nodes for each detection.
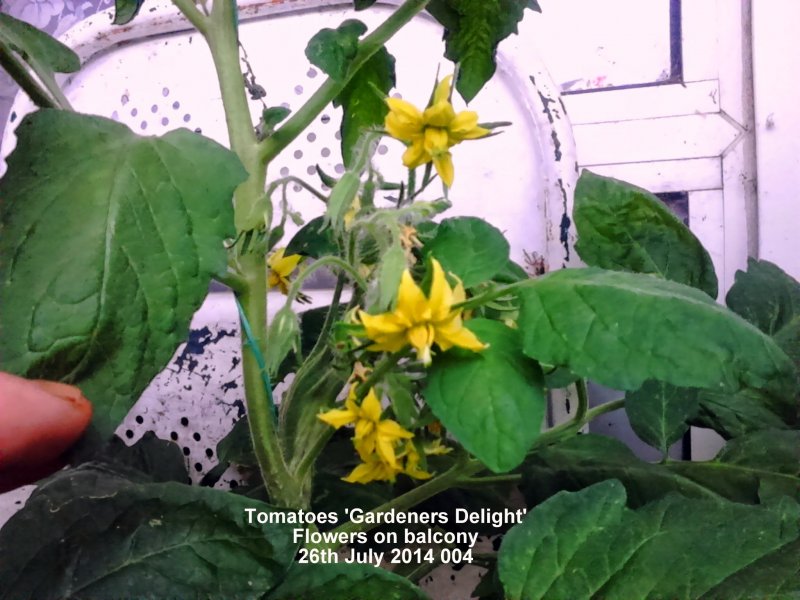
<box><xmin>407</xmin><ymin>323</ymin><xmax>435</xmax><ymax>363</ymax></box>
<box><xmin>354</xmin><ymin>430</ymin><xmax>376</xmax><ymax>459</ymax></box>
<box><xmin>359</xmin><ymin>388</ymin><xmax>383</xmax><ymax>422</ymax></box>
<box><xmin>432</xmin><ymin>75</ymin><xmax>453</xmax><ymax>105</ymax></box>
<box><xmin>434</xmin><ymin>314</ymin><xmax>487</xmax><ymax>353</ymax></box>
<box><xmin>448</xmin><ymin>111</ymin><xmax>490</xmax><ymax>142</ymax></box>
<box><xmin>427</xmin><ymin>259</ymin><xmax>453</xmax><ymax>322</ymax></box>
<box><xmin>386</xmin><ymin>97</ymin><xmax>424</xmax><ymax>124</ymax></box>
<box><xmin>377</xmin><ymin>419</ymin><xmax>414</xmax><ymax>441</ymax></box>
<box><xmin>342</xmin><ymin>461</ymin><xmax>382</xmax><ymax>484</ymax></box>
<box><xmin>267</xmin><ymin>247</ymin><xmax>286</xmax><ymax>269</ymax></box>
<box><xmin>317</xmin><ymin>407</ymin><xmax>357</xmax><ymax>429</ymax></box>
<box><xmin>433</xmin><ymin>151</ymin><xmax>455</xmax><ymax>187</ymax></box>
<box><xmin>401</xmin><ymin>137</ymin><xmax>430</xmax><ymax>169</ymax></box>
<box><xmin>396</xmin><ymin>270</ymin><xmax>430</xmax><ymax>323</ymax></box>
<box><xmin>423</xmin><ymin>100</ymin><xmax>456</xmax><ymax>128</ymax></box>
<box><xmin>423</xmin><ymin>128</ymin><xmax>450</xmax><ymax>155</ymax></box>
<box><xmin>385</xmin><ymin>98</ymin><xmax>424</xmax><ymax>142</ymax></box>
<box><xmin>359</xmin><ymin>310</ymin><xmax>406</xmax><ymax>336</ymax></box>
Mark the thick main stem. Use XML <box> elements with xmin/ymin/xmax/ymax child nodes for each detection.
<box><xmin>198</xmin><ymin>0</ymin><xmax>303</xmax><ymax>506</ymax></box>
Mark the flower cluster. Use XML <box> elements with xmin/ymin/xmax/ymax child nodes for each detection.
<box><xmin>317</xmin><ymin>386</ymin><xmax>446</xmax><ymax>484</ymax></box>
<box><xmin>384</xmin><ymin>75</ymin><xmax>490</xmax><ymax>187</ymax></box>
<box><xmin>359</xmin><ymin>258</ymin><xmax>487</xmax><ymax>365</ymax></box>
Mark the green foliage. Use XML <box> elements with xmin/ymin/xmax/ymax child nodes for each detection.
<box><xmin>692</xmin><ymin>387</ymin><xmax>795</xmax><ymax>439</ymax></box>
<box><xmin>113</xmin><ymin>0</ymin><xmax>145</xmax><ymax>25</ymax></box>
<box><xmin>426</xmin><ymin>0</ymin><xmax>537</xmax><ymax>102</ymax></box>
<box><xmin>257</xmin><ymin>106</ymin><xmax>292</xmax><ymax>139</ymax></box>
<box><xmin>268</xmin><ymin>563</ymin><xmax>430</xmax><ymax>599</ymax></box>
<box><xmin>335</xmin><ymin>47</ymin><xmax>396</xmax><ymax>166</ymax></box>
<box><xmin>727</xmin><ymin>257</ymin><xmax>800</xmax><ymax>369</ymax></box>
<box><xmin>375</xmin><ymin>242</ymin><xmax>407</xmax><ymax>310</ymax></box>
<box><xmin>0</xmin><ymin>13</ymin><xmax>79</xmax><ymax>73</ymax></box>
<box><xmin>422</xmin><ymin>217</ymin><xmax>510</xmax><ymax>287</ymax></box>
<box><xmin>424</xmin><ymin>319</ymin><xmax>545</xmax><ymax>472</ymax></box>
<box><xmin>0</xmin><ymin>110</ymin><xmax>245</xmax><ymax>434</ymax></box>
<box><xmin>305</xmin><ymin>19</ymin><xmax>367</xmax><ymax>81</ymax></box>
<box><xmin>285</xmin><ymin>216</ymin><xmax>339</xmax><ymax>258</ymax></box>
<box><xmin>700</xmin><ymin>539</ymin><xmax>800</xmax><ymax>599</ymax></box>
<box><xmin>516</xmin><ymin>268</ymin><xmax>796</xmax><ymax>396</ymax></box>
<box><xmin>0</xmin><ymin>463</ymin><xmax>297</xmax><ymax>599</ymax></box>
<box><xmin>354</xmin><ymin>0</ymin><xmax>380</xmax><ymax>9</ymax></box>
<box><xmin>216</xmin><ymin>417</ymin><xmax>257</xmax><ymax>468</ymax></box>
<box><xmin>574</xmin><ymin>170</ymin><xmax>718</xmax><ymax>298</ymax></box>
<box><xmin>499</xmin><ymin>480</ymin><xmax>800</xmax><ymax>600</ymax></box>
<box><xmin>266</xmin><ymin>305</ymin><xmax>301</xmax><ymax>376</ymax></box>
<box><xmin>522</xmin><ymin>432</ymin><xmax>800</xmax><ymax>507</ymax></box>
<box><xmin>668</xmin><ymin>429</ymin><xmax>800</xmax><ymax>503</ymax></box>
<box><xmin>522</xmin><ymin>434</ymin><xmax>723</xmax><ymax>508</ymax></box>
<box><xmin>625</xmin><ymin>381</ymin><xmax>700</xmax><ymax>456</ymax></box>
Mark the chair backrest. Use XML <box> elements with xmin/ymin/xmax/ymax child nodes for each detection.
<box><xmin>0</xmin><ymin>0</ymin><xmax>576</xmax><ymax>490</ymax></box>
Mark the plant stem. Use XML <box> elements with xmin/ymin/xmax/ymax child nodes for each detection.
<box><xmin>458</xmin><ymin>474</ymin><xmax>521</xmax><ymax>486</ymax></box>
<box><xmin>324</xmin><ymin>457</ymin><xmax>484</xmax><ymax>546</ymax></box>
<box><xmin>286</xmin><ymin>255</ymin><xmax>368</xmax><ymax>304</ymax></box>
<box><xmin>259</xmin><ymin>0</ymin><xmax>431</xmax><ymax>163</ymax></box>
<box><xmin>238</xmin><ymin>256</ymin><xmax>301</xmax><ymax>507</ymax></box>
<box><xmin>205</xmin><ymin>0</ymin><xmax>266</xmax><ymax>230</ymax></box>
<box><xmin>192</xmin><ymin>0</ymin><xmax>303</xmax><ymax>506</ymax></box>
<box><xmin>584</xmin><ymin>398</ymin><xmax>625</xmax><ymax>422</ymax></box>
<box><xmin>0</xmin><ymin>40</ymin><xmax>62</xmax><ymax>109</ymax></box>
<box><xmin>171</xmin><ymin>0</ymin><xmax>210</xmax><ymax>35</ymax></box>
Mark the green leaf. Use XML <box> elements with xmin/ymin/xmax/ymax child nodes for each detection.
<box><xmin>96</xmin><ymin>432</ymin><xmax>191</xmax><ymax>484</ymax></box>
<box><xmin>216</xmin><ymin>417</ymin><xmax>257</xmax><ymax>468</ymax></box>
<box><xmin>265</xmin><ymin>305</ymin><xmax>301</xmax><ymax>377</ymax></box>
<box><xmin>305</xmin><ymin>19</ymin><xmax>367</xmax><ymax>81</ymax></box>
<box><xmin>522</xmin><ymin>434</ymin><xmax>724</xmax><ymax>508</ymax></box>
<box><xmin>383</xmin><ymin>372</ymin><xmax>417</xmax><ymax>429</ymax></box>
<box><xmin>113</xmin><ymin>0</ymin><xmax>145</xmax><ymax>25</ymax></box>
<box><xmin>285</xmin><ymin>216</ymin><xmax>339</xmax><ymax>258</ymax></box>
<box><xmin>500</xmin><ymin>480</ymin><xmax>800</xmax><ymax>600</ymax></box>
<box><xmin>422</xmin><ymin>217</ymin><xmax>509</xmax><ymax>287</ymax></box>
<box><xmin>625</xmin><ymin>381</ymin><xmax>700</xmax><ymax>455</ymax></box>
<box><xmin>257</xmin><ymin>106</ymin><xmax>292</xmax><ymax>139</ymax></box>
<box><xmin>354</xmin><ymin>0</ymin><xmax>379</xmax><ymax>9</ymax></box>
<box><xmin>335</xmin><ymin>47</ymin><xmax>395</xmax><ymax>166</ymax></box>
<box><xmin>691</xmin><ymin>387</ymin><xmax>794</xmax><ymax>439</ymax></box>
<box><xmin>727</xmin><ymin>258</ymin><xmax>800</xmax><ymax>372</ymax></box>
<box><xmin>700</xmin><ymin>538</ymin><xmax>800</xmax><ymax>599</ymax></box>
<box><xmin>423</xmin><ymin>319</ymin><xmax>545</xmax><ymax>472</ymax></box>
<box><xmin>522</xmin><ymin>432</ymin><xmax>800</xmax><ymax>508</ymax></box>
<box><xmin>668</xmin><ymin>429</ymin><xmax>800</xmax><ymax>503</ymax></box>
<box><xmin>0</xmin><ymin>110</ymin><xmax>246</xmax><ymax>434</ymax></box>
<box><xmin>268</xmin><ymin>562</ymin><xmax>430</xmax><ymax>599</ymax></box>
<box><xmin>0</xmin><ymin>465</ymin><xmax>296</xmax><ymax>599</ymax></box>
<box><xmin>0</xmin><ymin>13</ymin><xmax>80</xmax><ymax>73</ymax></box>
<box><xmin>426</xmin><ymin>0</ymin><xmax>536</xmax><ymax>102</ymax></box>
<box><xmin>517</xmin><ymin>268</ymin><xmax>796</xmax><ymax>397</ymax></box>
<box><xmin>727</xmin><ymin>258</ymin><xmax>800</xmax><ymax>337</ymax></box>
<box><xmin>375</xmin><ymin>242</ymin><xmax>407</xmax><ymax>310</ymax></box>
<box><xmin>574</xmin><ymin>170</ymin><xmax>718</xmax><ymax>298</ymax></box>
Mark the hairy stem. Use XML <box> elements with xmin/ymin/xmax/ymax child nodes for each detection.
<box><xmin>0</xmin><ymin>41</ymin><xmax>64</xmax><ymax>109</ymax></box>
<box><xmin>259</xmin><ymin>0</ymin><xmax>431</xmax><ymax>163</ymax></box>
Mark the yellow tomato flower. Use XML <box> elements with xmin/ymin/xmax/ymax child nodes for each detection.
<box><xmin>400</xmin><ymin>442</ymin><xmax>433</xmax><ymax>481</ymax></box>
<box><xmin>359</xmin><ymin>258</ymin><xmax>487</xmax><ymax>365</ymax></box>
<box><xmin>384</xmin><ymin>75</ymin><xmax>490</xmax><ymax>187</ymax></box>
<box><xmin>317</xmin><ymin>387</ymin><xmax>413</xmax><ymax>468</ymax></box>
<box><xmin>267</xmin><ymin>248</ymin><xmax>302</xmax><ymax>295</ymax></box>
<box><xmin>342</xmin><ymin>454</ymin><xmax>402</xmax><ymax>484</ymax></box>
